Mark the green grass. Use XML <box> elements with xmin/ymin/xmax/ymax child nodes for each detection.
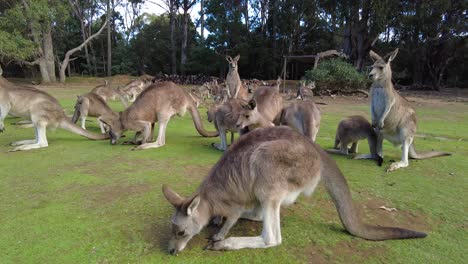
<box><xmin>0</xmin><ymin>86</ymin><xmax>467</xmax><ymax>263</ymax></box>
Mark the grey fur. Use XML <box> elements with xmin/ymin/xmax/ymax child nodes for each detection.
<box><xmin>225</xmin><ymin>55</ymin><xmax>249</xmax><ymax>100</ymax></box>
<box><xmin>369</xmin><ymin>49</ymin><xmax>451</xmax><ymax>172</ymax></box>
<box><xmin>162</xmin><ymin>126</ymin><xmax>426</xmax><ymax>254</ymax></box>
<box><xmin>327</xmin><ymin>115</ymin><xmax>383</xmax><ymax>166</ymax></box>
<box><xmin>71</xmin><ymin>92</ymin><xmax>118</xmax><ymax>134</ymax></box>
<box><xmin>279</xmin><ymin>100</ymin><xmax>321</xmax><ymax>142</ymax></box>
<box><xmin>0</xmin><ymin>76</ymin><xmax>108</xmax><ymax>151</ymax></box>
<box><xmin>99</xmin><ymin>81</ymin><xmax>218</xmax><ymax>150</ymax></box>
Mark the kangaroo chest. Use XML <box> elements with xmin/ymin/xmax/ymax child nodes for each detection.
<box><xmin>370</xmin><ymin>86</ymin><xmax>389</xmax><ymax>121</ymax></box>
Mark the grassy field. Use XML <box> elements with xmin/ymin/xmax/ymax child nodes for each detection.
<box><xmin>0</xmin><ymin>83</ymin><xmax>467</xmax><ymax>263</ymax></box>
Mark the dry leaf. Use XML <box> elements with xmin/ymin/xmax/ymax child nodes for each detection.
<box><xmin>379</xmin><ymin>206</ymin><xmax>398</xmax><ymax>212</ymax></box>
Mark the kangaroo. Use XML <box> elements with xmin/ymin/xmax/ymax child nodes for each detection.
<box><xmin>369</xmin><ymin>49</ymin><xmax>451</xmax><ymax>172</ymax></box>
<box><xmin>120</xmin><ymin>76</ymin><xmax>154</xmax><ymax>103</ymax></box>
<box><xmin>207</xmin><ymin>99</ymin><xmax>246</xmax><ymax>151</ymax></box>
<box><xmin>235</xmin><ymin>79</ymin><xmax>283</xmax><ymax>130</ymax></box>
<box><xmin>225</xmin><ymin>55</ymin><xmax>249</xmax><ymax>100</ymax></box>
<box><xmin>0</xmin><ymin>74</ymin><xmax>108</xmax><ymax>151</ymax></box>
<box><xmin>71</xmin><ymin>93</ymin><xmax>118</xmax><ymax>134</ymax></box>
<box><xmin>98</xmin><ymin>81</ymin><xmax>218</xmax><ymax>150</ymax></box>
<box><xmin>279</xmin><ymin>100</ymin><xmax>321</xmax><ymax>142</ymax></box>
<box><xmin>295</xmin><ymin>80</ymin><xmax>315</xmax><ymax>100</ymax></box>
<box><xmin>327</xmin><ymin>115</ymin><xmax>383</xmax><ymax>166</ymax></box>
<box><xmin>91</xmin><ymin>81</ymin><xmax>129</xmax><ymax>107</ymax></box>
<box><xmin>162</xmin><ymin>126</ymin><xmax>426</xmax><ymax>254</ymax></box>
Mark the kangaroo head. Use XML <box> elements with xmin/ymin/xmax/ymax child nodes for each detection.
<box><xmin>236</xmin><ymin>99</ymin><xmax>262</xmax><ymax>129</ymax></box>
<box><xmin>162</xmin><ymin>185</ymin><xmax>208</xmax><ymax>255</ymax></box>
<box><xmin>98</xmin><ymin>113</ymin><xmax>124</xmax><ymax>145</ymax></box>
<box><xmin>226</xmin><ymin>54</ymin><xmax>240</xmax><ymax>71</ymax></box>
<box><xmin>369</xmin><ymin>48</ymin><xmax>398</xmax><ymax>83</ymax></box>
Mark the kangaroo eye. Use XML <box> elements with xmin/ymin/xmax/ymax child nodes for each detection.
<box><xmin>245</xmin><ymin>115</ymin><xmax>250</xmax><ymax>118</ymax></box>
<box><xmin>177</xmin><ymin>231</ymin><xmax>185</xmax><ymax>236</ymax></box>
<box><xmin>378</xmin><ymin>66</ymin><xmax>384</xmax><ymax>70</ymax></box>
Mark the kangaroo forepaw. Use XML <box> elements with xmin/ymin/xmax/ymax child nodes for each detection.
<box><xmin>204</xmin><ymin>240</ymin><xmax>227</xmax><ymax>251</ymax></box>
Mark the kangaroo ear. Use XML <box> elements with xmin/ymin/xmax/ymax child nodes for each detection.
<box><xmin>276</xmin><ymin>76</ymin><xmax>282</xmax><ymax>86</ymax></box>
<box><xmin>233</xmin><ymin>54</ymin><xmax>240</xmax><ymax>62</ymax></box>
<box><xmin>385</xmin><ymin>48</ymin><xmax>399</xmax><ymax>63</ymax></box>
<box><xmin>186</xmin><ymin>195</ymin><xmax>200</xmax><ymax>216</ymax></box>
<box><xmin>162</xmin><ymin>184</ymin><xmax>184</xmax><ymax>208</ymax></box>
<box><xmin>226</xmin><ymin>56</ymin><xmax>232</xmax><ymax>63</ymax></box>
<box><xmin>248</xmin><ymin>99</ymin><xmax>257</xmax><ymax>110</ymax></box>
<box><xmin>369</xmin><ymin>50</ymin><xmax>382</xmax><ymax>62</ymax></box>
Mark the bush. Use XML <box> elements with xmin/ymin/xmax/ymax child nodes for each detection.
<box><xmin>305</xmin><ymin>58</ymin><xmax>368</xmax><ymax>91</ymax></box>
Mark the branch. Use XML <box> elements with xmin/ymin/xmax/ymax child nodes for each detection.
<box><xmin>21</xmin><ymin>59</ymin><xmax>40</xmax><ymax>66</ymax></box>
<box><xmin>59</xmin><ymin>19</ymin><xmax>107</xmax><ymax>82</ymax></box>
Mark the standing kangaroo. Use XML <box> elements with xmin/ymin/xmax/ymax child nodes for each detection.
<box><xmin>368</xmin><ymin>49</ymin><xmax>451</xmax><ymax>171</ymax></box>
<box><xmin>162</xmin><ymin>126</ymin><xmax>426</xmax><ymax>254</ymax></box>
<box><xmin>71</xmin><ymin>92</ymin><xmax>118</xmax><ymax>134</ymax></box>
<box><xmin>279</xmin><ymin>100</ymin><xmax>321</xmax><ymax>142</ymax></box>
<box><xmin>327</xmin><ymin>115</ymin><xmax>383</xmax><ymax>166</ymax></box>
<box><xmin>99</xmin><ymin>81</ymin><xmax>218</xmax><ymax>150</ymax></box>
<box><xmin>225</xmin><ymin>55</ymin><xmax>249</xmax><ymax>100</ymax></box>
<box><xmin>0</xmin><ymin>75</ymin><xmax>108</xmax><ymax>151</ymax></box>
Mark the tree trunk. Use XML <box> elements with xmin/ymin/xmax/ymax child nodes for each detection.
<box><xmin>43</xmin><ymin>28</ymin><xmax>57</xmax><ymax>82</ymax></box>
<box><xmin>243</xmin><ymin>0</ymin><xmax>249</xmax><ymax>30</ymax></box>
<box><xmin>200</xmin><ymin>0</ymin><xmax>204</xmax><ymax>43</ymax></box>
<box><xmin>181</xmin><ymin>1</ymin><xmax>193</xmax><ymax>74</ymax></box>
<box><xmin>169</xmin><ymin>0</ymin><xmax>177</xmax><ymax>74</ymax></box>
<box><xmin>38</xmin><ymin>58</ymin><xmax>51</xmax><ymax>83</ymax></box>
<box><xmin>107</xmin><ymin>0</ymin><xmax>112</xmax><ymax>77</ymax></box>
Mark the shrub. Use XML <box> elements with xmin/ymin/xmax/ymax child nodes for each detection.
<box><xmin>305</xmin><ymin>58</ymin><xmax>368</xmax><ymax>91</ymax></box>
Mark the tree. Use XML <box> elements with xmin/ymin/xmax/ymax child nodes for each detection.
<box><xmin>180</xmin><ymin>0</ymin><xmax>196</xmax><ymax>74</ymax></box>
<box><xmin>59</xmin><ymin>18</ymin><xmax>107</xmax><ymax>83</ymax></box>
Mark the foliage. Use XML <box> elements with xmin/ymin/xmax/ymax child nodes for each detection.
<box><xmin>0</xmin><ymin>31</ymin><xmax>37</xmax><ymax>61</ymax></box>
<box><xmin>0</xmin><ymin>0</ymin><xmax>466</xmax><ymax>87</ymax></box>
<box><xmin>305</xmin><ymin>59</ymin><xmax>368</xmax><ymax>90</ymax></box>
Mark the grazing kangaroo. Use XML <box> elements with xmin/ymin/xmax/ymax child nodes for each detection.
<box><xmin>162</xmin><ymin>126</ymin><xmax>426</xmax><ymax>254</ymax></box>
<box><xmin>369</xmin><ymin>49</ymin><xmax>451</xmax><ymax>171</ymax></box>
<box><xmin>237</xmin><ymin>99</ymin><xmax>321</xmax><ymax>142</ymax></box>
<box><xmin>98</xmin><ymin>81</ymin><xmax>218</xmax><ymax>150</ymax></box>
<box><xmin>71</xmin><ymin>93</ymin><xmax>118</xmax><ymax>134</ymax></box>
<box><xmin>207</xmin><ymin>99</ymin><xmax>246</xmax><ymax>151</ymax></box>
<box><xmin>91</xmin><ymin>81</ymin><xmax>129</xmax><ymax>107</ymax></box>
<box><xmin>120</xmin><ymin>76</ymin><xmax>154</xmax><ymax>103</ymax></box>
<box><xmin>236</xmin><ymin>79</ymin><xmax>283</xmax><ymax>130</ymax></box>
<box><xmin>327</xmin><ymin>115</ymin><xmax>383</xmax><ymax>166</ymax></box>
<box><xmin>0</xmin><ymin>74</ymin><xmax>108</xmax><ymax>151</ymax></box>
<box><xmin>225</xmin><ymin>55</ymin><xmax>249</xmax><ymax>100</ymax></box>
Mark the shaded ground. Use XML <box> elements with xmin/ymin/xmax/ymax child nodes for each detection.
<box><xmin>0</xmin><ymin>78</ymin><xmax>466</xmax><ymax>263</ymax></box>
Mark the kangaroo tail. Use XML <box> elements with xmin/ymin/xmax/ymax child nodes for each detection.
<box><xmin>320</xmin><ymin>148</ymin><xmax>427</xmax><ymax>240</ymax></box>
<box><xmin>71</xmin><ymin>103</ymin><xmax>81</xmax><ymax>124</ymax></box>
<box><xmin>188</xmin><ymin>104</ymin><xmax>219</xmax><ymax>137</ymax></box>
<box><xmin>409</xmin><ymin>143</ymin><xmax>451</xmax><ymax>159</ymax></box>
<box><xmin>59</xmin><ymin>119</ymin><xmax>109</xmax><ymax>140</ymax></box>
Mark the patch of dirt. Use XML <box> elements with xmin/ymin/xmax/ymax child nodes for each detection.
<box><xmin>53</xmin><ymin>155</ymin><xmax>169</xmax><ymax>178</ymax></box>
<box><xmin>64</xmin><ymin>182</ymin><xmax>151</xmax><ymax>208</ymax></box>
<box><xmin>304</xmin><ymin>239</ymin><xmax>387</xmax><ymax>264</ymax></box>
<box><xmin>85</xmin><ymin>183</ymin><xmax>151</xmax><ymax>206</ymax></box>
<box><xmin>182</xmin><ymin>164</ymin><xmax>211</xmax><ymax>181</ymax></box>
